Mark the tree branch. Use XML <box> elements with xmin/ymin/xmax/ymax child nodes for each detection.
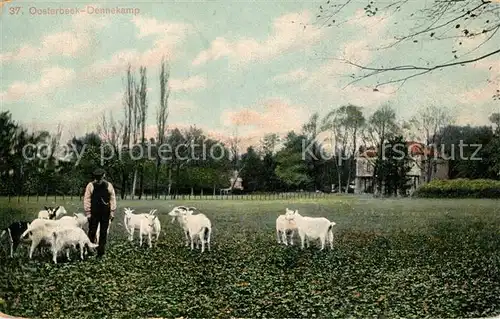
<box><xmin>334</xmin><ymin>48</ymin><xmax>499</xmax><ymax>90</ymax></box>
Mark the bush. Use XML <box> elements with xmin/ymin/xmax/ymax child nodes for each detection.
<box><xmin>414</xmin><ymin>179</ymin><xmax>500</xmax><ymax>198</ymax></box>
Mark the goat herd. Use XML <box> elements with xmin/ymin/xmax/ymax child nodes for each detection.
<box><xmin>1</xmin><ymin>205</ymin><xmax>337</xmax><ymax>264</ymax></box>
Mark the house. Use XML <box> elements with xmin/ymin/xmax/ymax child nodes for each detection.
<box><xmin>220</xmin><ymin>170</ymin><xmax>243</xmax><ymax>195</ymax></box>
<box><xmin>354</xmin><ymin>141</ymin><xmax>449</xmax><ymax>194</ymax></box>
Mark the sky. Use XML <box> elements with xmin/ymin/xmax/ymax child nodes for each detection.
<box><xmin>1</xmin><ymin>0</ymin><xmax>498</xmax><ymax>151</ymax></box>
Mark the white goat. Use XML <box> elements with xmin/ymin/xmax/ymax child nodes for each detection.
<box><xmin>143</xmin><ymin>209</ymin><xmax>161</xmax><ymax>240</ymax></box>
<box><xmin>67</xmin><ymin>213</ymin><xmax>109</xmax><ymax>245</ymax></box>
<box><xmin>54</xmin><ymin>206</ymin><xmax>67</xmax><ymax>219</ymax></box>
<box><xmin>50</xmin><ymin>226</ymin><xmax>98</xmax><ymax>264</ymax></box>
<box><xmin>37</xmin><ymin>206</ymin><xmax>67</xmax><ymax>219</ymax></box>
<box><xmin>179</xmin><ymin>209</ymin><xmax>212</xmax><ymax>252</ymax></box>
<box><xmin>123</xmin><ymin>208</ymin><xmax>158</xmax><ymax>247</ymax></box>
<box><xmin>20</xmin><ymin>217</ymin><xmax>80</xmax><ymax>259</ymax></box>
<box><xmin>37</xmin><ymin>206</ymin><xmax>56</xmax><ymax>219</ymax></box>
<box><xmin>57</xmin><ymin>216</ymin><xmax>80</xmax><ymax>228</ymax></box>
<box><xmin>72</xmin><ymin>213</ymin><xmax>89</xmax><ymax>229</ymax></box>
<box><xmin>284</xmin><ymin>209</ymin><xmax>336</xmax><ymax>250</ymax></box>
<box><xmin>168</xmin><ymin>206</ymin><xmax>195</xmax><ymax>246</ymax></box>
<box><xmin>276</xmin><ymin>208</ymin><xmax>298</xmax><ymax>245</ymax></box>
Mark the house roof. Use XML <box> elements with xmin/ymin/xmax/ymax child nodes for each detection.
<box><xmin>359</xmin><ymin>141</ymin><xmax>444</xmax><ymax>158</ymax></box>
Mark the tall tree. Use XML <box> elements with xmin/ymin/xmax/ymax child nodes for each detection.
<box><xmin>373</xmin><ymin>135</ymin><xmax>412</xmax><ymax>197</ymax></box>
<box><xmin>302</xmin><ymin>113</ymin><xmax>325</xmax><ymax>190</ymax></box>
<box><xmin>121</xmin><ymin>64</ymin><xmax>136</xmax><ymax>198</ymax></box>
<box><xmin>260</xmin><ymin>133</ymin><xmax>281</xmax><ymax>156</ymax></box>
<box><xmin>409</xmin><ymin>105</ymin><xmax>455</xmax><ymax>182</ymax></box>
<box><xmin>155</xmin><ymin>57</ymin><xmax>170</xmax><ymax>198</ymax></box>
<box><xmin>228</xmin><ymin>129</ymin><xmax>242</xmax><ymax>190</ymax></box>
<box><xmin>366</xmin><ymin>104</ymin><xmax>399</xmax><ymax>194</ymax></box>
<box><xmin>138</xmin><ymin>66</ymin><xmax>148</xmax><ymax>199</ymax></box>
<box><xmin>487</xmin><ymin>113</ymin><xmax>500</xmax><ymax>178</ymax></box>
<box><xmin>321</xmin><ymin>109</ymin><xmax>347</xmax><ymax>190</ymax></box>
<box><xmin>240</xmin><ymin>146</ymin><xmax>265</xmax><ymax>192</ymax></box>
<box><xmin>275</xmin><ymin>131</ymin><xmax>313</xmax><ymax>190</ymax></box>
<box><xmin>437</xmin><ymin>124</ymin><xmax>496</xmax><ymax>179</ymax></box>
<box><xmin>326</xmin><ymin>104</ymin><xmax>365</xmax><ymax>193</ymax></box>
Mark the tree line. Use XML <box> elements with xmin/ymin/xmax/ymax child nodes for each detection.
<box><xmin>1</xmin><ymin>59</ymin><xmax>499</xmax><ymax>198</ymax></box>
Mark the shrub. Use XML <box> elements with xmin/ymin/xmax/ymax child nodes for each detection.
<box><xmin>414</xmin><ymin>178</ymin><xmax>500</xmax><ymax>198</ymax></box>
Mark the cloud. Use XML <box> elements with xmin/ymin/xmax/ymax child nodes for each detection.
<box><xmin>0</xmin><ymin>67</ymin><xmax>75</xmax><ymax>102</ymax></box>
<box><xmin>458</xmin><ymin>59</ymin><xmax>500</xmax><ymax>104</ymax></box>
<box><xmin>346</xmin><ymin>8</ymin><xmax>389</xmax><ymax>37</ymax></box>
<box><xmin>83</xmin><ymin>16</ymin><xmax>192</xmax><ymax>83</ymax></box>
<box><xmin>56</xmin><ymin>92</ymin><xmax>123</xmax><ymax>138</ymax></box>
<box><xmin>167</xmin><ymin>99</ymin><xmax>198</xmax><ymax>118</ymax></box>
<box><xmin>24</xmin><ymin>92</ymin><xmax>123</xmax><ymax>142</ymax></box>
<box><xmin>0</xmin><ymin>10</ymin><xmax>109</xmax><ymax>63</ymax></box>
<box><xmin>170</xmin><ymin>75</ymin><xmax>208</xmax><ymax>92</ymax></box>
<box><xmin>145</xmin><ymin>98</ymin><xmax>309</xmax><ymax>152</ymax></box>
<box><xmin>192</xmin><ymin>10</ymin><xmax>324</xmax><ymax>67</ymax></box>
<box><xmin>275</xmin><ymin>56</ymin><xmax>396</xmax><ymax>108</ymax></box>
<box><xmin>454</xmin><ymin>103</ymin><xmax>497</xmax><ymax>127</ymax></box>
<box><xmin>132</xmin><ymin>16</ymin><xmax>190</xmax><ymax>39</ymax></box>
<box><xmin>269</xmin><ymin>8</ymin><xmax>394</xmax><ymax>105</ymax></box>
<box><xmin>271</xmin><ymin>68</ymin><xmax>308</xmax><ymax>84</ymax></box>
<box><xmin>219</xmin><ymin>97</ymin><xmax>310</xmax><ymax>150</ymax></box>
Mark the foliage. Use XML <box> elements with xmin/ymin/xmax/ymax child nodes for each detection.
<box><xmin>1</xmin><ymin>198</ymin><xmax>500</xmax><ymax>318</ymax></box>
<box><xmin>414</xmin><ymin>178</ymin><xmax>500</xmax><ymax>198</ymax></box>
<box><xmin>1</xmin><ymin>104</ymin><xmax>500</xmax><ymax>197</ymax></box>
<box><xmin>437</xmin><ymin>124</ymin><xmax>498</xmax><ymax>179</ymax></box>
<box><xmin>275</xmin><ymin>132</ymin><xmax>313</xmax><ymax>190</ymax></box>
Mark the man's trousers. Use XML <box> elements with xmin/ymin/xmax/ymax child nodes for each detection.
<box><xmin>88</xmin><ymin>212</ymin><xmax>110</xmax><ymax>256</ymax></box>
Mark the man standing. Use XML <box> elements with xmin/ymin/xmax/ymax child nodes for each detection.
<box><xmin>83</xmin><ymin>168</ymin><xmax>116</xmax><ymax>258</ymax></box>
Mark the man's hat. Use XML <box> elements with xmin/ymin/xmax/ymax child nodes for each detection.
<box><xmin>93</xmin><ymin>168</ymin><xmax>106</xmax><ymax>177</ymax></box>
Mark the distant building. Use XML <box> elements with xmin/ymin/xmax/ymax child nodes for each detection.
<box><xmin>354</xmin><ymin>141</ymin><xmax>449</xmax><ymax>194</ymax></box>
<box><xmin>221</xmin><ymin>170</ymin><xmax>243</xmax><ymax>195</ymax></box>
<box><xmin>230</xmin><ymin>170</ymin><xmax>243</xmax><ymax>190</ymax></box>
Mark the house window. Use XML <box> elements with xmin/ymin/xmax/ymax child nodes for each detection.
<box><xmin>366</xmin><ymin>162</ymin><xmax>373</xmax><ymax>174</ymax></box>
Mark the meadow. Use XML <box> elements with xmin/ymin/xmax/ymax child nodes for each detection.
<box><xmin>1</xmin><ymin>196</ymin><xmax>500</xmax><ymax>318</ymax></box>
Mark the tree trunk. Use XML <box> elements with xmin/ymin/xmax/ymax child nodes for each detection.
<box><xmin>346</xmin><ymin>127</ymin><xmax>358</xmax><ymax>194</ymax></box>
<box><xmin>138</xmin><ymin>162</ymin><xmax>144</xmax><ymax>200</ymax></box>
<box><xmin>376</xmin><ymin>125</ymin><xmax>385</xmax><ymax>195</ymax></box>
<box><xmin>174</xmin><ymin>165</ymin><xmax>180</xmax><ymax>199</ymax></box>
<box><xmin>154</xmin><ymin>156</ymin><xmax>161</xmax><ymax>199</ymax></box>
<box><xmin>337</xmin><ymin>157</ymin><xmax>342</xmax><ymax>192</ymax></box>
<box><xmin>167</xmin><ymin>165</ymin><xmax>172</xmax><ymax>196</ymax></box>
<box><xmin>120</xmin><ymin>170</ymin><xmax>128</xmax><ymax>199</ymax></box>
<box><xmin>131</xmin><ymin>168</ymin><xmax>137</xmax><ymax>199</ymax></box>
<box><xmin>426</xmin><ymin>159</ymin><xmax>432</xmax><ymax>183</ymax></box>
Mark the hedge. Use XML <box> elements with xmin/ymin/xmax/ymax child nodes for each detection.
<box><xmin>413</xmin><ymin>178</ymin><xmax>500</xmax><ymax>198</ymax></box>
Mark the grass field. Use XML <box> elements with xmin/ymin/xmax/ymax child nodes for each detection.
<box><xmin>1</xmin><ymin>197</ymin><xmax>500</xmax><ymax>318</ymax></box>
